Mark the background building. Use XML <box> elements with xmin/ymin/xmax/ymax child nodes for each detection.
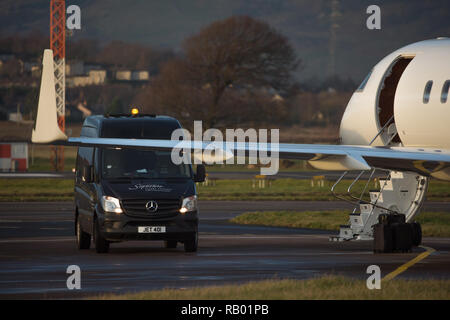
<box><xmin>0</xmin><ymin>142</ymin><xmax>28</xmax><ymax>172</ymax></box>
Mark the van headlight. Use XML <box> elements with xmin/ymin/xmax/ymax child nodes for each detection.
<box><xmin>179</xmin><ymin>195</ymin><xmax>197</xmax><ymax>214</ymax></box>
<box><xmin>101</xmin><ymin>196</ymin><xmax>123</xmax><ymax>214</ymax></box>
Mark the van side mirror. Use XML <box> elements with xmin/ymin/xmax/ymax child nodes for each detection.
<box><xmin>194</xmin><ymin>164</ymin><xmax>206</xmax><ymax>183</ymax></box>
<box><xmin>82</xmin><ymin>165</ymin><xmax>94</xmax><ymax>183</ymax></box>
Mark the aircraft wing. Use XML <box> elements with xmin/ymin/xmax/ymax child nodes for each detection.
<box><xmin>38</xmin><ymin>135</ymin><xmax>450</xmax><ymax>176</ymax></box>
<box><xmin>32</xmin><ymin>49</ymin><xmax>450</xmax><ymax>176</ymax></box>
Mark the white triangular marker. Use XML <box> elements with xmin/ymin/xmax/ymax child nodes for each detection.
<box><xmin>32</xmin><ymin>49</ymin><xmax>67</xmax><ymax>143</ymax></box>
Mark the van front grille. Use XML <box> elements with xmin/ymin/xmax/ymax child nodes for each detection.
<box><xmin>121</xmin><ymin>199</ymin><xmax>180</xmax><ymax>219</ymax></box>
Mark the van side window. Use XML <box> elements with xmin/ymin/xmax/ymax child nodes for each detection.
<box><xmin>441</xmin><ymin>80</ymin><xmax>450</xmax><ymax>103</ymax></box>
<box><xmin>423</xmin><ymin>81</ymin><xmax>433</xmax><ymax>103</ymax></box>
<box><xmin>76</xmin><ymin>147</ymin><xmax>94</xmax><ymax>180</ymax></box>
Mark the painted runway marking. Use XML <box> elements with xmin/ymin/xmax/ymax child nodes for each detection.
<box><xmin>382</xmin><ymin>245</ymin><xmax>436</xmax><ymax>282</ymax></box>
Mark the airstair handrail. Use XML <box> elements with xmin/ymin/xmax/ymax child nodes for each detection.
<box><xmin>369</xmin><ymin>115</ymin><xmax>395</xmax><ymax>146</ymax></box>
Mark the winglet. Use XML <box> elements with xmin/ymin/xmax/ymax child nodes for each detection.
<box><xmin>31</xmin><ymin>49</ymin><xmax>67</xmax><ymax>144</ymax></box>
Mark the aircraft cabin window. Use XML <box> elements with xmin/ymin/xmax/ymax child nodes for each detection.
<box><xmin>441</xmin><ymin>80</ymin><xmax>450</xmax><ymax>103</ymax></box>
<box><xmin>423</xmin><ymin>80</ymin><xmax>433</xmax><ymax>104</ymax></box>
<box><xmin>357</xmin><ymin>69</ymin><xmax>373</xmax><ymax>91</ymax></box>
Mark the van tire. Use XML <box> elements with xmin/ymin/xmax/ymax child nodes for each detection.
<box><xmin>94</xmin><ymin>217</ymin><xmax>110</xmax><ymax>253</ymax></box>
<box><xmin>164</xmin><ymin>240</ymin><xmax>177</xmax><ymax>249</ymax></box>
<box><xmin>184</xmin><ymin>232</ymin><xmax>198</xmax><ymax>252</ymax></box>
<box><xmin>76</xmin><ymin>216</ymin><xmax>91</xmax><ymax>250</ymax></box>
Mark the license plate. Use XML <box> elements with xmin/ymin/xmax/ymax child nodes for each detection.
<box><xmin>138</xmin><ymin>226</ymin><xmax>166</xmax><ymax>233</ymax></box>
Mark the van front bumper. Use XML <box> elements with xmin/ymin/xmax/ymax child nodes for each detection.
<box><xmin>98</xmin><ymin>210</ymin><xmax>198</xmax><ymax>242</ymax></box>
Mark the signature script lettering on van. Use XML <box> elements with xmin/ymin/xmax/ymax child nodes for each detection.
<box><xmin>128</xmin><ymin>184</ymin><xmax>172</xmax><ymax>192</ymax></box>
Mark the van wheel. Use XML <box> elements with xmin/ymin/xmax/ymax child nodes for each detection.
<box><xmin>164</xmin><ymin>240</ymin><xmax>177</xmax><ymax>249</ymax></box>
<box><xmin>93</xmin><ymin>218</ymin><xmax>110</xmax><ymax>253</ymax></box>
<box><xmin>76</xmin><ymin>217</ymin><xmax>91</xmax><ymax>250</ymax></box>
<box><xmin>184</xmin><ymin>233</ymin><xmax>198</xmax><ymax>252</ymax></box>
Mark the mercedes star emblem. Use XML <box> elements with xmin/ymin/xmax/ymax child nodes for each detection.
<box><xmin>145</xmin><ymin>200</ymin><xmax>158</xmax><ymax>213</ymax></box>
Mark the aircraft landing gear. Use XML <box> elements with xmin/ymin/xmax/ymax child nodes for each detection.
<box><xmin>373</xmin><ymin>214</ymin><xmax>421</xmax><ymax>253</ymax></box>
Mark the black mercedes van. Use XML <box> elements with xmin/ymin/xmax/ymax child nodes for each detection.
<box><xmin>74</xmin><ymin>113</ymin><xmax>205</xmax><ymax>253</ymax></box>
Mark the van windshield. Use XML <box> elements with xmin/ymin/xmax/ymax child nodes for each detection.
<box><xmin>101</xmin><ymin>148</ymin><xmax>192</xmax><ymax>179</ymax></box>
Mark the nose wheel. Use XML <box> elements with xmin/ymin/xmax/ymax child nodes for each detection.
<box><xmin>410</xmin><ymin>222</ymin><xmax>422</xmax><ymax>246</ymax></box>
<box><xmin>374</xmin><ymin>214</ymin><xmax>422</xmax><ymax>253</ymax></box>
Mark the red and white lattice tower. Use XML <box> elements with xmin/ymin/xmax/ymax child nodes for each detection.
<box><xmin>50</xmin><ymin>0</ymin><xmax>65</xmax><ymax>171</ymax></box>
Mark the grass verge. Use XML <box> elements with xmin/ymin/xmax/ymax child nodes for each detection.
<box><xmin>230</xmin><ymin>210</ymin><xmax>450</xmax><ymax>237</ymax></box>
<box><xmin>96</xmin><ymin>275</ymin><xmax>450</xmax><ymax>300</ymax></box>
<box><xmin>0</xmin><ymin>178</ymin><xmax>449</xmax><ymax>202</ymax></box>
<box><xmin>0</xmin><ymin>178</ymin><xmax>73</xmax><ymax>201</ymax></box>
<box><xmin>197</xmin><ymin>178</ymin><xmax>450</xmax><ymax>201</ymax></box>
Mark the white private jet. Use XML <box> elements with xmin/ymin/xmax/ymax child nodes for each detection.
<box><xmin>32</xmin><ymin>38</ymin><xmax>450</xmax><ymax>252</ymax></box>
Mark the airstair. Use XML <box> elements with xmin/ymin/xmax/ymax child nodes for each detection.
<box><xmin>329</xmin><ymin>169</ymin><xmax>428</xmax><ymax>241</ymax></box>
<box><xmin>330</xmin><ymin>118</ymin><xmax>429</xmax><ymax>241</ymax></box>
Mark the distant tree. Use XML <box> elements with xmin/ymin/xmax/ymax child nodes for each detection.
<box><xmin>136</xmin><ymin>59</ymin><xmax>211</xmax><ymax>125</ymax></box>
<box><xmin>145</xmin><ymin>16</ymin><xmax>300</xmax><ymax>127</ymax></box>
<box><xmin>0</xmin><ymin>58</ymin><xmax>22</xmax><ymax>79</ymax></box>
<box><xmin>300</xmin><ymin>75</ymin><xmax>356</xmax><ymax>93</ymax></box>
<box><xmin>0</xmin><ymin>32</ymin><xmax>49</xmax><ymax>60</ymax></box>
<box><xmin>106</xmin><ymin>97</ymin><xmax>123</xmax><ymax>114</ymax></box>
<box><xmin>182</xmin><ymin>15</ymin><xmax>300</xmax><ymax>127</ymax></box>
<box><xmin>23</xmin><ymin>87</ymin><xmax>39</xmax><ymax>119</ymax></box>
<box><xmin>67</xmin><ymin>38</ymin><xmax>100</xmax><ymax>62</ymax></box>
<box><xmin>322</xmin><ymin>75</ymin><xmax>356</xmax><ymax>92</ymax></box>
<box><xmin>95</xmin><ymin>40</ymin><xmax>173</xmax><ymax>73</ymax></box>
